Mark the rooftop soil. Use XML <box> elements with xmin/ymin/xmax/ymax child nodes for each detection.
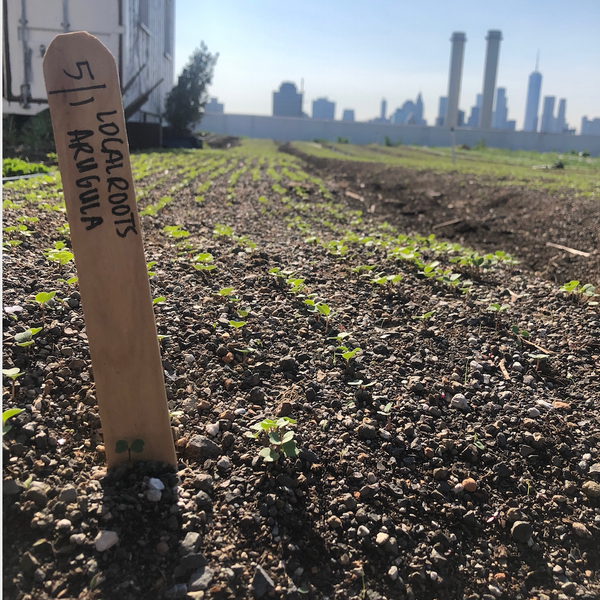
<box><xmin>3</xmin><ymin>143</ymin><xmax>600</xmax><ymax>600</ymax></box>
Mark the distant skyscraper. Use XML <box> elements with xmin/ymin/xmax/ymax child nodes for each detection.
<box><xmin>312</xmin><ymin>97</ymin><xmax>335</xmax><ymax>120</ymax></box>
<box><xmin>273</xmin><ymin>82</ymin><xmax>303</xmax><ymax>117</ymax></box>
<box><xmin>445</xmin><ymin>32</ymin><xmax>467</xmax><ymax>129</ymax></box>
<box><xmin>540</xmin><ymin>96</ymin><xmax>556</xmax><ymax>133</ymax></box>
<box><xmin>479</xmin><ymin>30</ymin><xmax>503</xmax><ymax>129</ymax></box>
<box><xmin>581</xmin><ymin>116</ymin><xmax>600</xmax><ymax>136</ymax></box>
<box><xmin>205</xmin><ymin>97</ymin><xmax>224</xmax><ymax>114</ymax></box>
<box><xmin>523</xmin><ymin>57</ymin><xmax>542</xmax><ymax>132</ymax></box>
<box><xmin>436</xmin><ymin>96</ymin><xmax>448</xmax><ymax>126</ymax></box>
<box><xmin>415</xmin><ymin>93</ymin><xmax>424</xmax><ymax>124</ymax></box>
<box><xmin>381</xmin><ymin>99</ymin><xmax>387</xmax><ymax>121</ymax></box>
<box><xmin>342</xmin><ymin>109</ymin><xmax>355</xmax><ymax>122</ymax></box>
<box><xmin>492</xmin><ymin>88</ymin><xmax>508</xmax><ymax>129</ymax></box>
<box><xmin>556</xmin><ymin>98</ymin><xmax>567</xmax><ymax>132</ymax></box>
<box><xmin>466</xmin><ymin>94</ymin><xmax>482</xmax><ymax>128</ymax></box>
<box><xmin>391</xmin><ymin>96</ymin><xmax>426</xmax><ymax>126</ymax></box>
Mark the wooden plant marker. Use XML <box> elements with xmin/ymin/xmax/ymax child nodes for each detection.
<box><xmin>43</xmin><ymin>32</ymin><xmax>176</xmax><ymax>467</ymax></box>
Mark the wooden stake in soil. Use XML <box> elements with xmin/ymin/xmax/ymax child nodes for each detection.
<box><xmin>43</xmin><ymin>32</ymin><xmax>176</xmax><ymax>467</ymax></box>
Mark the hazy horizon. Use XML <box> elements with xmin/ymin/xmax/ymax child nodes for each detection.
<box><xmin>175</xmin><ymin>0</ymin><xmax>600</xmax><ymax>133</ymax></box>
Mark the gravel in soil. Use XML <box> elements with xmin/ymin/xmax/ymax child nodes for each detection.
<box><xmin>3</xmin><ymin>140</ymin><xmax>600</xmax><ymax>600</ymax></box>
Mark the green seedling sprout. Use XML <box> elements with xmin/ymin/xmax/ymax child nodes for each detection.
<box><xmin>213</xmin><ymin>223</ymin><xmax>234</xmax><ymax>238</ymax></box>
<box><xmin>341</xmin><ymin>347</ymin><xmax>361</xmax><ymax>364</ymax></box>
<box><xmin>237</xmin><ymin>308</ymin><xmax>250</xmax><ymax>318</ymax></box>
<box><xmin>247</xmin><ymin>417</ymin><xmax>298</xmax><ymax>463</ymax></box>
<box><xmin>3</xmin><ymin>407</ymin><xmax>24</xmax><ymax>435</ymax></box>
<box><xmin>487</xmin><ymin>303</ymin><xmax>509</xmax><ymax>329</ymax></box>
<box><xmin>14</xmin><ymin>327</ymin><xmax>42</xmax><ymax>348</ymax></box>
<box><xmin>412</xmin><ymin>311</ymin><xmax>435</xmax><ymax>320</ymax></box>
<box><xmin>3</xmin><ymin>368</ymin><xmax>24</xmax><ymax>399</ymax></box>
<box><xmin>371</xmin><ymin>273</ymin><xmax>402</xmax><ymax>293</ymax></box>
<box><xmin>31</xmin><ymin>291</ymin><xmax>57</xmax><ymax>325</ymax></box>
<box><xmin>377</xmin><ymin>401</ymin><xmax>394</xmax><ymax>429</ymax></box>
<box><xmin>560</xmin><ymin>280</ymin><xmax>598</xmax><ymax>305</ymax></box>
<box><xmin>329</xmin><ymin>332</ymin><xmax>350</xmax><ymax>342</ymax></box>
<box><xmin>219</xmin><ymin>287</ymin><xmax>240</xmax><ymax>302</ymax></box>
<box><xmin>193</xmin><ymin>253</ymin><xmax>216</xmax><ymax>272</ymax></box>
<box><xmin>229</xmin><ymin>320</ymin><xmax>246</xmax><ymax>332</ymax></box>
<box><xmin>472</xmin><ymin>433</ymin><xmax>485</xmax><ymax>451</ymax></box>
<box><xmin>528</xmin><ymin>352</ymin><xmax>550</xmax><ymax>371</ymax></box>
<box><xmin>152</xmin><ymin>296</ymin><xmax>166</xmax><ymax>306</ymax></box>
<box><xmin>147</xmin><ymin>261</ymin><xmax>157</xmax><ymax>277</ymax></box>
<box><xmin>114</xmin><ymin>438</ymin><xmax>145</xmax><ymax>462</ymax></box>
<box><xmin>43</xmin><ymin>245</ymin><xmax>74</xmax><ymax>272</ymax></box>
<box><xmin>162</xmin><ymin>225</ymin><xmax>190</xmax><ymax>239</ymax></box>
<box><xmin>316</xmin><ymin>302</ymin><xmax>333</xmax><ymax>329</ymax></box>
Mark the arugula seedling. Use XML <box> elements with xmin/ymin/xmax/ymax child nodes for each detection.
<box><xmin>2</xmin><ymin>407</ymin><xmax>24</xmax><ymax>435</ymax></box>
<box><xmin>14</xmin><ymin>327</ymin><xmax>42</xmax><ymax>348</ymax></box>
<box><xmin>31</xmin><ymin>291</ymin><xmax>57</xmax><ymax>325</ymax></box>
<box><xmin>472</xmin><ymin>433</ymin><xmax>485</xmax><ymax>451</ymax></box>
<box><xmin>193</xmin><ymin>253</ymin><xmax>216</xmax><ymax>272</ymax></box>
<box><xmin>114</xmin><ymin>438</ymin><xmax>145</xmax><ymax>462</ymax></box>
<box><xmin>528</xmin><ymin>352</ymin><xmax>550</xmax><ymax>371</ymax></box>
<box><xmin>247</xmin><ymin>417</ymin><xmax>298</xmax><ymax>463</ymax></box>
<box><xmin>487</xmin><ymin>303</ymin><xmax>509</xmax><ymax>329</ymax></box>
<box><xmin>412</xmin><ymin>311</ymin><xmax>435</xmax><ymax>320</ymax></box>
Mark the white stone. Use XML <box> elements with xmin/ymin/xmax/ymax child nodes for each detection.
<box><xmin>217</xmin><ymin>456</ymin><xmax>231</xmax><ymax>470</ymax></box>
<box><xmin>357</xmin><ymin>525</ymin><xmax>370</xmax><ymax>537</ymax></box>
<box><xmin>94</xmin><ymin>530</ymin><xmax>119</xmax><ymax>552</ymax></box>
<box><xmin>450</xmin><ymin>394</ymin><xmax>469</xmax><ymax>410</ymax></box>
<box><xmin>70</xmin><ymin>533</ymin><xmax>86</xmax><ymax>546</ymax></box>
<box><xmin>388</xmin><ymin>565</ymin><xmax>398</xmax><ymax>580</ymax></box>
<box><xmin>148</xmin><ymin>478</ymin><xmax>165</xmax><ymax>491</ymax></box>
<box><xmin>375</xmin><ymin>532</ymin><xmax>390</xmax><ymax>546</ymax></box>
<box><xmin>205</xmin><ymin>423</ymin><xmax>219</xmax><ymax>437</ymax></box>
<box><xmin>527</xmin><ymin>407</ymin><xmax>540</xmax><ymax>418</ymax></box>
<box><xmin>146</xmin><ymin>489</ymin><xmax>162</xmax><ymax>502</ymax></box>
<box><xmin>56</xmin><ymin>518</ymin><xmax>72</xmax><ymax>531</ymax></box>
<box><xmin>184</xmin><ymin>354</ymin><xmax>195</xmax><ymax>364</ymax></box>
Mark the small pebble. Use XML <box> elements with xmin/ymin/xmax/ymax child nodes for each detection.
<box><xmin>205</xmin><ymin>423</ymin><xmax>220</xmax><ymax>437</ymax></box>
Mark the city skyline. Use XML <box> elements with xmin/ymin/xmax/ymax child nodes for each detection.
<box><xmin>175</xmin><ymin>0</ymin><xmax>600</xmax><ymax>132</ymax></box>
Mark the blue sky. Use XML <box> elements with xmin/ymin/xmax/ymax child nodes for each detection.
<box><xmin>175</xmin><ymin>0</ymin><xmax>600</xmax><ymax>132</ymax></box>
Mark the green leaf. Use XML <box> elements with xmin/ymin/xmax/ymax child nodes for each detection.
<box><xmin>260</xmin><ymin>419</ymin><xmax>276</xmax><ymax>430</ymax></box>
<box><xmin>14</xmin><ymin>330</ymin><xmax>33</xmax><ymax>343</ymax></box>
<box><xmin>153</xmin><ymin>296</ymin><xmax>166</xmax><ymax>305</ymax></box>
<box><xmin>259</xmin><ymin>447</ymin><xmax>280</xmax><ymax>462</ymax></box>
<box><xmin>17</xmin><ymin>340</ymin><xmax>34</xmax><ymax>348</ymax></box>
<box><xmin>281</xmin><ymin>440</ymin><xmax>298</xmax><ymax>457</ymax></box>
<box><xmin>317</xmin><ymin>303</ymin><xmax>330</xmax><ymax>316</ymax></box>
<box><xmin>268</xmin><ymin>431</ymin><xmax>282</xmax><ymax>445</ymax></box>
<box><xmin>474</xmin><ymin>441</ymin><xmax>485</xmax><ymax>451</ymax></box>
<box><xmin>282</xmin><ymin>430</ymin><xmax>294</xmax><ymax>444</ymax></box>
<box><xmin>2</xmin><ymin>368</ymin><xmax>22</xmax><ymax>380</ymax></box>
<box><xmin>114</xmin><ymin>439</ymin><xmax>128</xmax><ymax>454</ymax></box>
<box><xmin>219</xmin><ymin>287</ymin><xmax>235</xmax><ymax>296</ymax></box>
<box><xmin>130</xmin><ymin>439</ymin><xmax>145</xmax><ymax>453</ymax></box>
<box><xmin>3</xmin><ymin>408</ymin><xmax>24</xmax><ymax>426</ymax></box>
<box><xmin>228</xmin><ymin>320</ymin><xmax>246</xmax><ymax>329</ymax></box>
<box><xmin>35</xmin><ymin>291</ymin><xmax>56</xmax><ymax>305</ymax></box>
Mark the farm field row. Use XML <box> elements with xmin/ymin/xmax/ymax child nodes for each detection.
<box><xmin>292</xmin><ymin>141</ymin><xmax>600</xmax><ymax>199</ymax></box>
<box><xmin>3</xmin><ymin>139</ymin><xmax>600</xmax><ymax>600</ymax></box>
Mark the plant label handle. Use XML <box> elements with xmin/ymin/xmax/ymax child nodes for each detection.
<box><xmin>43</xmin><ymin>32</ymin><xmax>176</xmax><ymax>467</ymax></box>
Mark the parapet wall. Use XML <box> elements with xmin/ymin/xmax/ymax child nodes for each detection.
<box><xmin>199</xmin><ymin>113</ymin><xmax>600</xmax><ymax>156</ymax></box>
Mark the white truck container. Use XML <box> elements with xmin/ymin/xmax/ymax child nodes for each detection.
<box><xmin>3</xmin><ymin>0</ymin><xmax>174</xmax><ymax>125</ymax></box>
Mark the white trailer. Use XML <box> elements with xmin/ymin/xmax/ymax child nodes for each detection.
<box><xmin>3</xmin><ymin>0</ymin><xmax>175</xmax><ymax>125</ymax></box>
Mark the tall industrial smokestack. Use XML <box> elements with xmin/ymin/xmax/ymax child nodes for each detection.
<box><xmin>445</xmin><ymin>32</ymin><xmax>467</xmax><ymax>129</ymax></box>
<box><xmin>478</xmin><ymin>30</ymin><xmax>502</xmax><ymax>130</ymax></box>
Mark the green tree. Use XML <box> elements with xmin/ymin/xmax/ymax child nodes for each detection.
<box><xmin>164</xmin><ymin>43</ymin><xmax>218</xmax><ymax>136</ymax></box>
